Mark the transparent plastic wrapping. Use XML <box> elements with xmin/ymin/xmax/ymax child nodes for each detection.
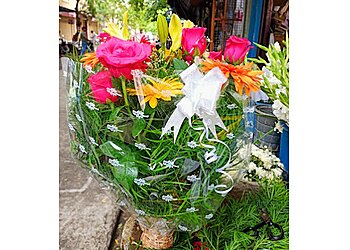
<box><xmin>65</xmin><ymin>60</ymin><xmax>254</xmax><ymax>239</ymax></box>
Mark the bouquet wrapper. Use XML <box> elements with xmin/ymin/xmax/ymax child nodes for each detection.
<box><xmin>65</xmin><ymin>60</ymin><xmax>254</xmax><ymax>249</ymax></box>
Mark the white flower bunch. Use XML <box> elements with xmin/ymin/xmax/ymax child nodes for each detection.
<box><xmin>251</xmin><ymin>36</ymin><xmax>289</xmax><ymax>126</ymax></box>
<box><xmin>243</xmin><ymin>144</ymin><xmax>284</xmax><ymax>181</ymax></box>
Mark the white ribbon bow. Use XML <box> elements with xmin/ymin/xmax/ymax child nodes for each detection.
<box><xmin>161</xmin><ymin>64</ymin><xmax>228</xmax><ymax>142</ymax></box>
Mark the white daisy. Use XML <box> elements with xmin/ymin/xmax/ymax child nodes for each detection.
<box><xmin>109</xmin><ymin>158</ymin><xmax>123</xmax><ymax>167</ymax></box>
<box><xmin>75</xmin><ymin>114</ymin><xmax>83</xmax><ymax>122</ymax></box>
<box><xmin>135</xmin><ymin>143</ymin><xmax>150</xmax><ymax>150</ymax></box>
<box><xmin>68</xmin><ymin>123</ymin><xmax>75</xmax><ymax>132</ymax></box>
<box><xmin>226</xmin><ymin>133</ymin><xmax>234</xmax><ymax>139</ymax></box>
<box><xmin>107</xmin><ymin>124</ymin><xmax>123</xmax><ymax>132</ymax></box>
<box><xmin>106</xmin><ymin>87</ymin><xmax>121</xmax><ymax>97</ymax></box>
<box><xmin>187</xmin><ymin>174</ymin><xmax>199</xmax><ymax>183</ymax></box>
<box><xmin>162</xmin><ymin>194</ymin><xmax>173</xmax><ymax>202</ymax></box>
<box><xmin>227</xmin><ymin>104</ymin><xmax>236</xmax><ymax>109</ymax></box>
<box><xmin>86</xmin><ymin>102</ymin><xmax>99</xmax><ymax>111</ymax></box>
<box><xmin>79</xmin><ymin>144</ymin><xmax>87</xmax><ymax>154</ymax></box>
<box><xmin>88</xmin><ymin>136</ymin><xmax>98</xmax><ymax>146</ymax></box>
<box><xmin>132</xmin><ymin>110</ymin><xmax>149</xmax><ymax>119</ymax></box>
<box><xmin>205</xmin><ymin>213</ymin><xmax>213</xmax><ymax>220</ymax></box>
<box><xmin>135</xmin><ymin>209</ymin><xmax>146</xmax><ymax>216</ymax></box>
<box><xmin>162</xmin><ymin>160</ymin><xmax>178</xmax><ymax>169</ymax></box>
<box><xmin>186</xmin><ymin>207</ymin><xmax>198</xmax><ymax>213</ymax></box>
<box><xmin>134</xmin><ymin>178</ymin><xmax>149</xmax><ymax>186</ymax></box>
<box><xmin>187</xmin><ymin>141</ymin><xmax>199</xmax><ymax>148</ymax></box>
<box><xmin>178</xmin><ymin>225</ymin><xmax>189</xmax><ymax>232</ymax></box>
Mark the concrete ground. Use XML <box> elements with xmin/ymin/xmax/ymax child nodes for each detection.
<box><xmin>59</xmin><ymin>60</ymin><xmax>120</xmax><ymax>250</ymax></box>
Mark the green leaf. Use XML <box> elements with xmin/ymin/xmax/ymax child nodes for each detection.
<box><xmin>108</xmin><ymin>106</ymin><xmax>124</xmax><ymax>120</ymax></box>
<box><xmin>173</xmin><ymin>58</ymin><xmax>189</xmax><ymax>71</ymax></box>
<box><xmin>132</xmin><ymin>118</ymin><xmax>146</xmax><ymax>137</ymax></box>
<box><xmin>99</xmin><ymin>141</ymin><xmax>127</xmax><ymax>158</ymax></box>
<box><xmin>111</xmin><ymin>164</ymin><xmax>138</xmax><ymax>191</ymax></box>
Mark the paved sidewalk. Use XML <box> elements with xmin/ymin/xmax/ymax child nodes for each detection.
<box><xmin>59</xmin><ymin>66</ymin><xmax>120</xmax><ymax>250</ymax></box>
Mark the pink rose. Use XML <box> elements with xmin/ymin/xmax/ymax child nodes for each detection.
<box><xmin>96</xmin><ymin>37</ymin><xmax>152</xmax><ymax>80</ymax></box>
<box><xmin>224</xmin><ymin>36</ymin><xmax>253</xmax><ymax>64</ymax></box>
<box><xmin>87</xmin><ymin>70</ymin><xmax>119</xmax><ymax>104</ymax></box>
<box><xmin>181</xmin><ymin>27</ymin><xmax>207</xmax><ymax>61</ymax></box>
<box><xmin>208</xmin><ymin>51</ymin><xmax>222</xmax><ymax>61</ymax></box>
<box><xmin>97</xmin><ymin>32</ymin><xmax>111</xmax><ymax>43</ymax></box>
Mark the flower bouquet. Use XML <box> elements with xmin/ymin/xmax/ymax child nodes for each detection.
<box><xmin>65</xmin><ymin>13</ymin><xmax>263</xmax><ymax>249</ymax></box>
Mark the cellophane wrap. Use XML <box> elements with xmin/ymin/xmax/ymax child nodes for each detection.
<box><xmin>65</xmin><ymin>59</ymin><xmax>254</xmax><ymax>236</ymax></box>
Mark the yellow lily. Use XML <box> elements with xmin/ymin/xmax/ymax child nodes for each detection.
<box><xmin>169</xmin><ymin>14</ymin><xmax>182</xmax><ymax>51</ymax></box>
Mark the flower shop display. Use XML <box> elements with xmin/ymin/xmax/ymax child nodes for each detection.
<box><xmin>66</xmin><ymin>12</ymin><xmax>264</xmax><ymax>249</ymax></box>
<box><xmin>250</xmin><ymin>34</ymin><xmax>289</xmax><ymax>172</ymax></box>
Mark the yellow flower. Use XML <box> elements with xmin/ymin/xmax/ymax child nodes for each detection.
<box><xmin>127</xmin><ymin>77</ymin><xmax>184</xmax><ymax>108</ymax></box>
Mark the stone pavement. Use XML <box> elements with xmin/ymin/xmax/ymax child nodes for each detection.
<box><xmin>59</xmin><ymin>63</ymin><xmax>120</xmax><ymax>250</ymax></box>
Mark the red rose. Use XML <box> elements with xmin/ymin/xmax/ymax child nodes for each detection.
<box><xmin>87</xmin><ymin>70</ymin><xmax>119</xmax><ymax>104</ymax></box>
<box><xmin>208</xmin><ymin>51</ymin><xmax>222</xmax><ymax>61</ymax></box>
<box><xmin>224</xmin><ymin>36</ymin><xmax>253</xmax><ymax>64</ymax></box>
<box><xmin>96</xmin><ymin>37</ymin><xmax>152</xmax><ymax>80</ymax></box>
<box><xmin>181</xmin><ymin>27</ymin><xmax>207</xmax><ymax>61</ymax></box>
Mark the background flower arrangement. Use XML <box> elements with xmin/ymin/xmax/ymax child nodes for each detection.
<box><xmin>66</xmin><ymin>12</ymin><xmax>263</xmax><ymax>249</ymax></box>
<box><xmin>250</xmin><ymin>34</ymin><xmax>289</xmax><ymax>131</ymax></box>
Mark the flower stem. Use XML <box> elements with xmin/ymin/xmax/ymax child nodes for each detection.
<box><xmin>121</xmin><ymin>77</ymin><xmax>132</xmax><ymax>116</ymax></box>
<box><xmin>121</xmin><ymin>77</ymin><xmax>129</xmax><ymax>107</ymax></box>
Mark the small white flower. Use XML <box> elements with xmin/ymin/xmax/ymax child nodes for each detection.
<box><xmin>106</xmin><ymin>87</ymin><xmax>121</xmax><ymax>97</ymax></box>
<box><xmin>118</xmin><ymin>201</ymin><xmax>126</xmax><ymax>206</ymax></box>
<box><xmin>107</xmin><ymin>124</ymin><xmax>123</xmax><ymax>132</ymax></box>
<box><xmin>178</xmin><ymin>225</ymin><xmax>189</xmax><ymax>232</ymax></box>
<box><xmin>68</xmin><ymin>123</ymin><xmax>75</xmax><ymax>132</ymax></box>
<box><xmin>162</xmin><ymin>194</ymin><xmax>173</xmax><ymax>202</ymax></box>
<box><xmin>162</xmin><ymin>160</ymin><xmax>178</xmax><ymax>169</ymax></box>
<box><xmin>186</xmin><ymin>207</ymin><xmax>198</xmax><ymax>213</ymax></box>
<box><xmin>226</xmin><ymin>133</ymin><xmax>234</xmax><ymax>139</ymax></box>
<box><xmin>86</xmin><ymin>102</ymin><xmax>99</xmax><ymax>111</ymax></box>
<box><xmin>187</xmin><ymin>141</ymin><xmax>199</xmax><ymax>148</ymax></box>
<box><xmin>205</xmin><ymin>213</ymin><xmax>213</xmax><ymax>220</ymax></box>
<box><xmin>135</xmin><ymin>209</ymin><xmax>146</xmax><ymax>216</ymax></box>
<box><xmin>248</xmin><ymin>162</ymin><xmax>257</xmax><ymax>172</ymax></box>
<box><xmin>187</xmin><ymin>174</ymin><xmax>199</xmax><ymax>183</ymax></box>
<box><xmin>227</xmin><ymin>104</ymin><xmax>237</xmax><ymax>109</ymax></box>
<box><xmin>243</xmin><ymin>106</ymin><xmax>254</xmax><ymax>113</ymax></box>
<box><xmin>109</xmin><ymin>158</ymin><xmax>123</xmax><ymax>167</ymax></box>
<box><xmin>79</xmin><ymin>144</ymin><xmax>87</xmax><ymax>154</ymax></box>
<box><xmin>88</xmin><ymin>136</ymin><xmax>98</xmax><ymax>146</ymax></box>
<box><xmin>75</xmin><ymin>114</ymin><xmax>83</xmax><ymax>122</ymax></box>
<box><xmin>73</xmin><ymin>80</ymin><xmax>79</xmax><ymax>88</ymax></box>
<box><xmin>161</xmin><ymin>127</ymin><xmax>173</xmax><ymax>135</ymax></box>
<box><xmin>132</xmin><ymin>110</ymin><xmax>149</xmax><ymax>119</ymax></box>
<box><xmin>84</xmin><ymin>65</ymin><xmax>94</xmax><ymax>74</ymax></box>
<box><xmin>274</xmin><ymin>42</ymin><xmax>281</xmax><ymax>52</ymax></box>
<box><xmin>274</xmin><ymin>121</ymin><xmax>283</xmax><ymax>133</ymax></box>
<box><xmin>134</xmin><ymin>178</ymin><xmax>149</xmax><ymax>186</ymax></box>
<box><xmin>135</xmin><ymin>143</ymin><xmax>150</xmax><ymax>150</ymax></box>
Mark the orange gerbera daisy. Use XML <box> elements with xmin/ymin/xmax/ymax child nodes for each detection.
<box><xmin>201</xmin><ymin>59</ymin><xmax>263</xmax><ymax>96</ymax></box>
<box><xmin>80</xmin><ymin>52</ymin><xmax>100</xmax><ymax>69</ymax></box>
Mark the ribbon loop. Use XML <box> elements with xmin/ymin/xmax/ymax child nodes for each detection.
<box><xmin>161</xmin><ymin>64</ymin><xmax>228</xmax><ymax>141</ymax></box>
